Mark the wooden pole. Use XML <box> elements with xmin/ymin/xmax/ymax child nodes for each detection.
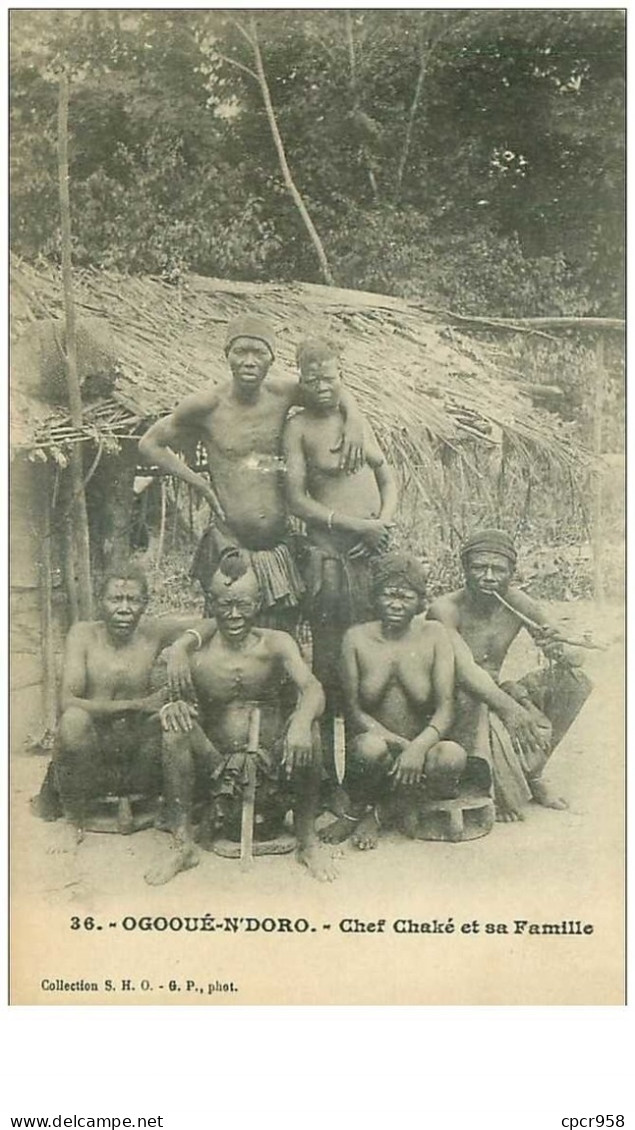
<box><xmin>592</xmin><ymin>336</ymin><xmax>606</xmax><ymax>604</ymax></box>
<box><xmin>58</xmin><ymin>66</ymin><xmax>92</xmax><ymax>620</ymax></box>
<box><xmin>39</xmin><ymin>473</ymin><xmax>58</xmax><ymax>731</ymax></box>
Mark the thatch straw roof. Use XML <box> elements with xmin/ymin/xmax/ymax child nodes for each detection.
<box><xmin>10</xmin><ymin>256</ymin><xmax>584</xmax><ymax>478</ymax></box>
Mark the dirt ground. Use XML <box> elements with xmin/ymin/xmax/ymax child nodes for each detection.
<box><xmin>10</xmin><ymin>600</ymin><xmax>625</xmax><ymax>1006</ymax></box>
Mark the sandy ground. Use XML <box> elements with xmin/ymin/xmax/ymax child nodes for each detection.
<box><xmin>10</xmin><ymin>600</ymin><xmax>625</xmax><ymax>1005</ymax></box>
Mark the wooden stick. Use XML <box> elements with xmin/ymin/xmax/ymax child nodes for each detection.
<box><xmin>240</xmin><ymin>705</ymin><xmax>261</xmax><ymax>871</ymax></box>
<box><xmin>39</xmin><ymin>471</ymin><xmax>57</xmax><ymax>731</ymax></box>
<box><xmin>491</xmin><ymin>590</ymin><xmax>606</xmax><ymax>650</ymax></box>
<box><xmin>58</xmin><ymin>65</ymin><xmax>93</xmax><ymax>620</ymax></box>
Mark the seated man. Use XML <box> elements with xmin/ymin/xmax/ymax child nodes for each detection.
<box><xmin>145</xmin><ymin>548</ymin><xmax>336</xmax><ymax>885</ymax></box>
<box><xmin>427</xmin><ymin>528</ymin><xmax>592</xmax><ymax>821</ymax></box>
<box><xmin>38</xmin><ymin>564</ymin><xmax>213</xmax><ymax>841</ymax></box>
<box><xmin>282</xmin><ymin>335</ymin><xmax>397</xmax><ymax>747</ymax></box>
<box><xmin>333</xmin><ymin>552</ymin><xmax>544</xmax><ymax>849</ymax></box>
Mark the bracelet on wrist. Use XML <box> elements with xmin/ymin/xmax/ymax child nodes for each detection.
<box><xmin>184</xmin><ymin>628</ymin><xmax>202</xmax><ymax>651</ymax></box>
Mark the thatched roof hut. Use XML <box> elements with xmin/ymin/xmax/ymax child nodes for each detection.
<box><xmin>11</xmin><ymin>256</ymin><xmax>580</xmax><ymax>469</ymax></box>
<box><xmin>10</xmin><ymin>256</ymin><xmax>585</xmax><ymax>752</ymax></box>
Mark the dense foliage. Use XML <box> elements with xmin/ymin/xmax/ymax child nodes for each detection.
<box><xmin>10</xmin><ymin>9</ymin><xmax>624</xmax><ymax>316</ymax></box>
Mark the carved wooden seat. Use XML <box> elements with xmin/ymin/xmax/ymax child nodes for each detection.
<box><xmin>414</xmin><ymin>793</ymin><xmax>495</xmax><ymax>842</ymax></box>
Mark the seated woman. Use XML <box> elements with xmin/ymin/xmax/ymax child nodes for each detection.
<box><xmin>331</xmin><ymin>552</ymin><xmax>549</xmax><ymax>850</ymax></box>
<box><xmin>333</xmin><ymin>552</ymin><xmax>464</xmax><ymax>849</ymax></box>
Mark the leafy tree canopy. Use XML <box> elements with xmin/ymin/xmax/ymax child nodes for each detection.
<box><xmin>10</xmin><ymin>9</ymin><xmax>624</xmax><ymax>315</ymax></box>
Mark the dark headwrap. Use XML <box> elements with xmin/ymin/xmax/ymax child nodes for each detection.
<box><xmin>224</xmin><ymin>315</ymin><xmax>276</xmax><ymax>359</ymax></box>
<box><xmin>372</xmin><ymin>551</ymin><xmax>428</xmax><ymax>597</ymax></box>
<box><xmin>460</xmin><ymin>528</ymin><xmax>517</xmax><ymax>566</ymax></box>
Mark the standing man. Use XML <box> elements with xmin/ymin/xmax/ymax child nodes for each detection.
<box><xmin>138</xmin><ymin>315</ymin><xmax>365</xmax><ymax>632</ymax></box>
<box><xmin>282</xmin><ymin>336</ymin><xmax>398</xmax><ymax>719</ymax></box>
<box><xmin>427</xmin><ymin>528</ymin><xmax>592</xmax><ymax>821</ymax></box>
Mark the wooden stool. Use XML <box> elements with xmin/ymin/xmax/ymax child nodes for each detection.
<box><xmin>82</xmin><ymin>794</ymin><xmax>158</xmax><ymax>834</ymax></box>
<box><xmin>415</xmin><ymin>793</ymin><xmax>494</xmax><ymax>843</ymax></box>
<box><xmin>212</xmin><ymin>833</ymin><xmax>295</xmax><ymax>859</ymax></box>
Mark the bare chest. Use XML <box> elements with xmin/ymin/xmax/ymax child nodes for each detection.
<box><xmin>358</xmin><ymin>632</ymin><xmax>434</xmax><ymax>701</ymax></box>
<box><xmin>458</xmin><ymin>606</ymin><xmax>518</xmax><ymax>671</ymax></box>
<box><xmin>303</xmin><ymin>418</ymin><xmax>344</xmax><ymax>476</ymax></box>
<box><xmin>85</xmin><ymin>634</ymin><xmax>157</xmax><ymax>694</ymax></box>
<box><xmin>191</xmin><ymin>644</ymin><xmax>281</xmax><ymax>703</ymax></box>
<box><xmin>204</xmin><ymin>396</ymin><xmax>288</xmax><ymax>461</ymax></box>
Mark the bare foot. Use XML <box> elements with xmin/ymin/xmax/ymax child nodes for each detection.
<box><xmin>320</xmin><ymin>815</ymin><xmax>358</xmax><ymax>844</ymax></box>
<box><xmin>495</xmin><ymin>805</ymin><xmax>525</xmax><ymax>823</ymax></box>
<box><xmin>351</xmin><ymin>810</ymin><xmax>380</xmax><ymax>850</ymax></box>
<box><xmin>145</xmin><ymin>843</ymin><xmax>199</xmax><ymax>886</ymax></box>
<box><xmin>297</xmin><ymin>842</ymin><xmax>338</xmax><ymax>881</ymax></box>
<box><xmin>529</xmin><ymin>778</ymin><xmax>568</xmax><ymax>810</ymax></box>
<box><xmin>117</xmin><ymin>797</ymin><xmax>134</xmax><ymax>835</ymax></box>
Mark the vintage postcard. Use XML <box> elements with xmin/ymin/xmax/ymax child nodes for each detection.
<box><xmin>9</xmin><ymin>8</ymin><xmax>625</xmax><ymax>1005</ymax></box>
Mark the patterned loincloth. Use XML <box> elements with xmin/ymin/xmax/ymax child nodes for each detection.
<box><xmin>191</xmin><ymin>523</ymin><xmax>305</xmax><ymax>617</ymax></box>
<box><xmin>206</xmin><ymin>721</ymin><xmax>320</xmax><ymax>841</ymax></box>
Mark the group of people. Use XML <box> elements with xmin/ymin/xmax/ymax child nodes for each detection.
<box><xmin>34</xmin><ymin>315</ymin><xmax>593</xmax><ymax>884</ymax></box>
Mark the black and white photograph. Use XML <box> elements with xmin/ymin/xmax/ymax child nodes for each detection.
<box><xmin>9</xmin><ymin>7</ymin><xmax>625</xmax><ymax>1005</ymax></box>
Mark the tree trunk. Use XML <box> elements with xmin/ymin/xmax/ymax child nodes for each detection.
<box><xmin>248</xmin><ymin>17</ymin><xmax>336</xmax><ymax>286</ymax></box>
<box><xmin>592</xmin><ymin>336</ymin><xmax>606</xmax><ymax>604</ymax></box>
<box><xmin>396</xmin><ymin>32</ymin><xmax>427</xmax><ymax>201</ymax></box>
<box><xmin>58</xmin><ymin>67</ymin><xmax>92</xmax><ymax>620</ymax></box>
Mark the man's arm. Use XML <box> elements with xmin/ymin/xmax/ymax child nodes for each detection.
<box><xmin>152</xmin><ymin>616</ymin><xmax>217</xmax><ymax>652</ymax></box>
<box><xmin>160</xmin><ymin>619</ymin><xmax>218</xmax><ymax>700</ymax></box>
<box><xmin>426</xmin><ymin>594</ymin><xmax>461</xmax><ymax>630</ymax></box>
<box><xmin>137</xmin><ymin>389</ymin><xmax>225</xmax><ymax>520</ymax></box>
<box><xmin>276</xmin><ymin>632</ymin><xmax>325</xmax><ymax>728</ymax></box>
<box><xmin>504</xmin><ymin>588</ymin><xmax>585</xmax><ymax>668</ymax></box>
<box><xmin>273</xmin><ymin>632</ymin><xmax>325</xmax><ymax>773</ymax></box>
<box><xmin>367</xmin><ymin>425</ymin><xmax>398</xmax><ymax>524</ymax></box>
<box><xmin>448</xmin><ymin>627</ymin><xmax>550</xmax><ymax>757</ymax></box>
<box><xmin>282</xmin><ymin>418</ymin><xmax>365</xmax><ymax>533</ymax></box>
<box><xmin>60</xmin><ymin>624</ymin><xmax>162</xmax><ymax>717</ymax></box>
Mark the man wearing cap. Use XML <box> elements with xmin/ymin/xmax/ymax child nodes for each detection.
<box><xmin>138</xmin><ymin>315</ymin><xmax>365</xmax><ymax>632</ymax></box>
<box><xmin>427</xmin><ymin>528</ymin><xmax>592</xmax><ymax>821</ymax></box>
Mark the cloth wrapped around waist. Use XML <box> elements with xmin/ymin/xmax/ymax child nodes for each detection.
<box><xmin>207</xmin><ymin>719</ymin><xmax>321</xmax><ymax>838</ymax></box>
<box><xmin>191</xmin><ymin>524</ymin><xmax>305</xmax><ymax>611</ymax></box>
<box><xmin>302</xmin><ymin>544</ymin><xmax>379</xmax><ymax>627</ymax></box>
<box><xmin>450</xmin><ymin>663</ymin><xmax>584</xmax><ymax>810</ymax></box>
